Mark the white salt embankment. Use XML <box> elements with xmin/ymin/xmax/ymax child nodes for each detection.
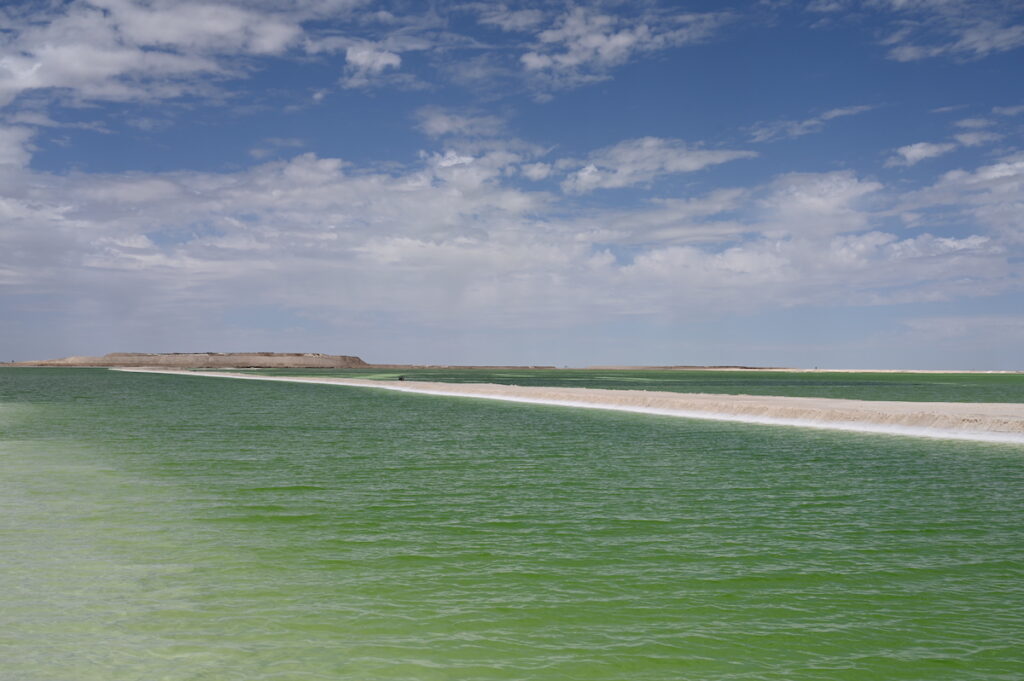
<box><xmin>116</xmin><ymin>370</ymin><xmax>1024</xmax><ymax>444</ymax></box>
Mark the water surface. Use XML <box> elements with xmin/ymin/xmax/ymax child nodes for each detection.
<box><xmin>2</xmin><ymin>368</ymin><xmax>1022</xmax><ymax>680</ymax></box>
<box><xmin>230</xmin><ymin>367</ymin><xmax>1024</xmax><ymax>403</ymax></box>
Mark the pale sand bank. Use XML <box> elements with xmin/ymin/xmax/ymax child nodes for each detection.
<box><xmin>114</xmin><ymin>369</ymin><xmax>1024</xmax><ymax>444</ymax></box>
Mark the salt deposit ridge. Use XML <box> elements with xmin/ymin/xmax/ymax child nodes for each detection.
<box><xmin>115</xmin><ymin>369</ymin><xmax>1024</xmax><ymax>444</ymax></box>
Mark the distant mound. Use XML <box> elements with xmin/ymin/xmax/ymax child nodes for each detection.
<box><xmin>14</xmin><ymin>352</ymin><xmax>369</xmax><ymax>369</ymax></box>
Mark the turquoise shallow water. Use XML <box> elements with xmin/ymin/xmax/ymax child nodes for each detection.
<box><xmin>2</xmin><ymin>368</ymin><xmax>1023</xmax><ymax>680</ymax></box>
<box><xmin>232</xmin><ymin>368</ymin><xmax>1024</xmax><ymax>403</ymax></box>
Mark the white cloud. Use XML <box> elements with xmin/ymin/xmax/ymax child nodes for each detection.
<box><xmin>341</xmin><ymin>43</ymin><xmax>401</xmax><ymax>87</ymax></box>
<box><xmin>0</xmin><ymin>135</ymin><xmax>1018</xmax><ymax>353</ymax></box>
<box><xmin>885</xmin><ymin>141</ymin><xmax>957</xmax><ymax>166</ymax></box>
<box><xmin>0</xmin><ymin>0</ymin><xmax>304</xmax><ymax>106</ymax></box>
<box><xmin>951</xmin><ymin>20</ymin><xmax>1024</xmax><ymax>57</ymax></box>
<box><xmin>807</xmin><ymin>0</ymin><xmax>846</xmax><ymax>11</ymax></box>
<box><xmin>249</xmin><ymin>137</ymin><xmax>305</xmax><ymax>159</ymax></box>
<box><xmin>993</xmin><ymin>104</ymin><xmax>1024</xmax><ymax>116</ymax></box>
<box><xmin>884</xmin><ymin>43</ymin><xmax>945</xmax><ymax>61</ymax></box>
<box><xmin>415</xmin><ymin>107</ymin><xmax>505</xmax><ymax>138</ymax></box>
<box><xmin>76</xmin><ymin>177</ymin><xmax>183</xmax><ymax>204</ymax></box>
<box><xmin>0</xmin><ymin>109</ymin><xmax>109</xmax><ymax>132</ymax></box>
<box><xmin>344</xmin><ymin>44</ymin><xmax>401</xmax><ymax>71</ymax></box>
<box><xmin>806</xmin><ymin>0</ymin><xmax>1024</xmax><ymax>62</ymax></box>
<box><xmin>954</xmin><ymin>117</ymin><xmax>994</xmax><ymax>128</ymax></box>
<box><xmin>886</xmin><ymin>117</ymin><xmax>1003</xmax><ymax>166</ymax></box>
<box><xmin>566</xmin><ymin>188</ymin><xmax>751</xmax><ymax>246</ymax></box>
<box><xmin>520</xmin><ymin>7</ymin><xmax>726</xmax><ymax>90</ymax></box>
<box><xmin>561</xmin><ymin>138</ymin><xmax>756</xmax><ymax>194</ymax></box>
<box><xmin>750</xmin><ymin>105</ymin><xmax>874</xmax><ymax>142</ymax></box>
<box><xmin>754</xmin><ymin>171</ymin><xmax>883</xmax><ymax>236</ymax></box>
<box><xmin>875</xmin><ymin>1</ymin><xmax>1024</xmax><ymax>61</ymax></box>
<box><xmin>0</xmin><ymin>126</ymin><xmax>35</xmax><ymax>167</ymax></box>
<box><xmin>520</xmin><ymin>163</ymin><xmax>552</xmax><ymax>181</ymax></box>
<box><xmin>954</xmin><ymin>131</ymin><xmax>1002</xmax><ymax>147</ymax></box>
<box><xmin>617</xmin><ymin>229</ymin><xmax>1005</xmax><ymax>311</ymax></box>
<box><xmin>91</xmin><ymin>0</ymin><xmax>301</xmax><ymax>54</ymax></box>
<box><xmin>473</xmin><ymin>5</ymin><xmax>545</xmax><ymax>32</ymax></box>
<box><xmin>901</xmin><ymin>151</ymin><xmax>1024</xmax><ymax>242</ymax></box>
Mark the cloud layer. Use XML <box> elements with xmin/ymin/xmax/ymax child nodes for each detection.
<box><xmin>0</xmin><ymin>0</ymin><xmax>1022</xmax><ymax>366</ymax></box>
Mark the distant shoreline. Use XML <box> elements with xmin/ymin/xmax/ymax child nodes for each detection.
<box><xmin>113</xmin><ymin>369</ymin><xmax>1024</xmax><ymax>444</ymax></box>
<box><xmin>3</xmin><ymin>352</ymin><xmax>1019</xmax><ymax>373</ymax></box>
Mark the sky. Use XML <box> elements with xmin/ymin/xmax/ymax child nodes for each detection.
<box><xmin>1</xmin><ymin>0</ymin><xmax>1022</xmax><ymax>368</ymax></box>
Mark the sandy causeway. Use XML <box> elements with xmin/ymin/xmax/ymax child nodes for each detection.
<box><xmin>112</xmin><ymin>369</ymin><xmax>1024</xmax><ymax>444</ymax></box>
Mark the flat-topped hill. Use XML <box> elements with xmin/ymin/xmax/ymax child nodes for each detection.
<box><xmin>13</xmin><ymin>352</ymin><xmax>369</xmax><ymax>369</ymax></box>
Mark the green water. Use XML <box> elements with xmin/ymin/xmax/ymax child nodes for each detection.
<box><xmin>2</xmin><ymin>368</ymin><xmax>1023</xmax><ymax>680</ymax></box>
<box><xmin>229</xmin><ymin>367</ymin><xmax>1024</xmax><ymax>403</ymax></box>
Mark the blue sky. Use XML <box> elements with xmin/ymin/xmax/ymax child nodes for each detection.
<box><xmin>1</xmin><ymin>0</ymin><xmax>1022</xmax><ymax>368</ymax></box>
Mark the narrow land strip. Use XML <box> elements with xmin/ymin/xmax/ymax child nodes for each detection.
<box><xmin>112</xmin><ymin>369</ymin><xmax>1024</xmax><ymax>444</ymax></box>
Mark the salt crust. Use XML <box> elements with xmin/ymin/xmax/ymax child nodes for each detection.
<box><xmin>112</xmin><ymin>369</ymin><xmax>1024</xmax><ymax>444</ymax></box>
